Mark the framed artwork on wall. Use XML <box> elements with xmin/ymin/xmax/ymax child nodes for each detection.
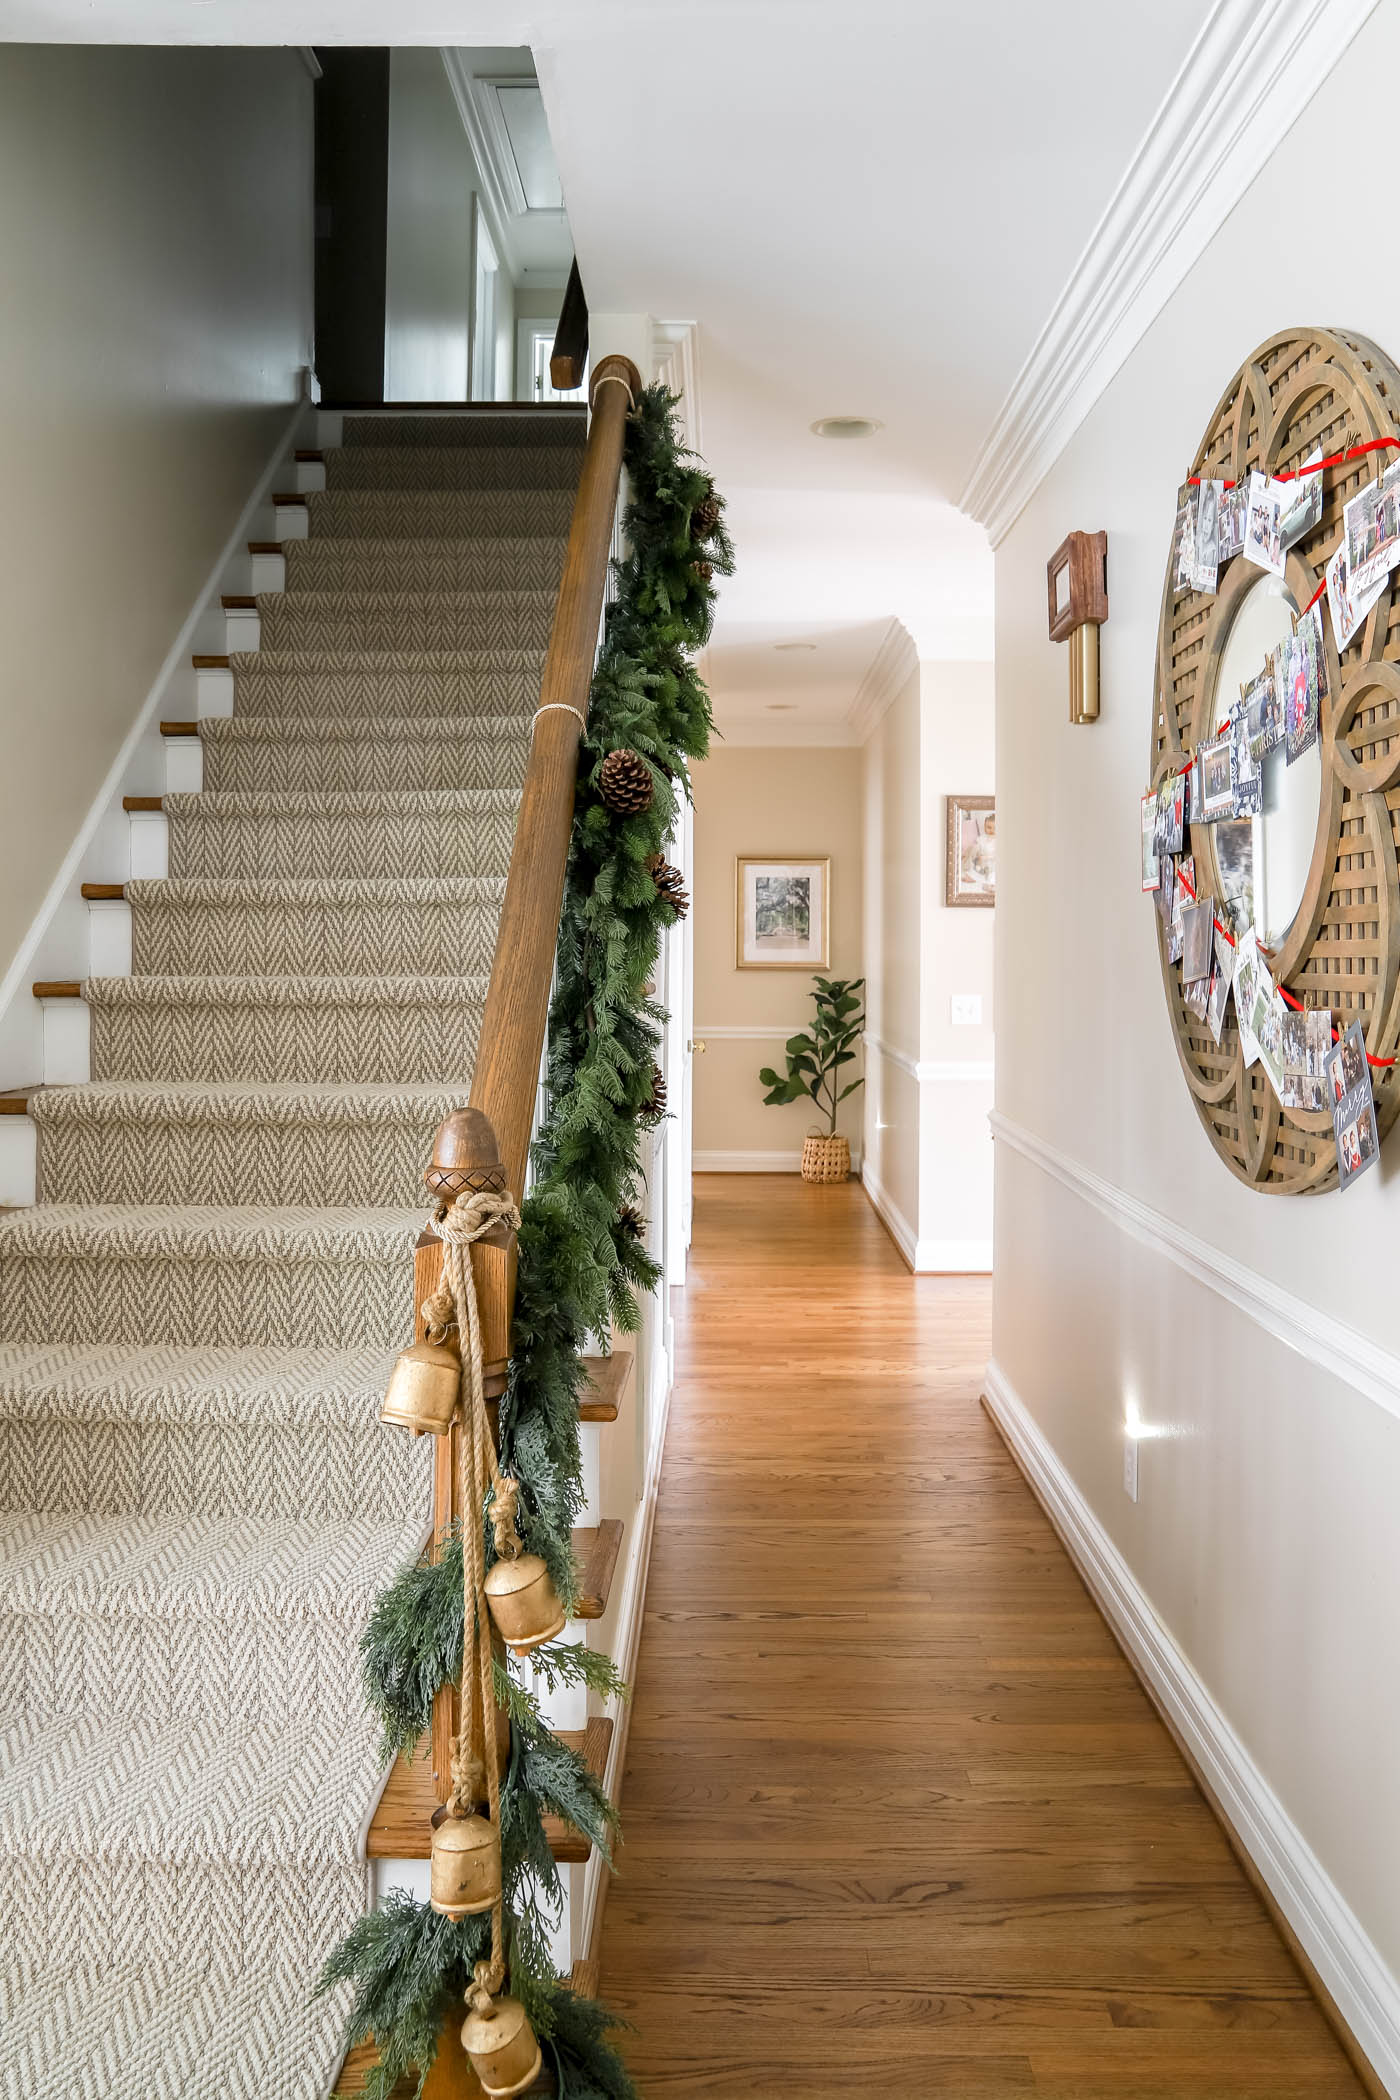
<box><xmin>735</xmin><ymin>855</ymin><xmax>830</xmax><ymax>968</ymax></box>
<box><xmin>946</xmin><ymin>795</ymin><xmax>996</xmax><ymax>907</ymax></box>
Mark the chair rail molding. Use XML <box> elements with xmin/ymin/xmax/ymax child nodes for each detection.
<box><xmin>845</xmin><ymin>617</ymin><xmax>917</xmax><ymax>744</ymax></box>
<box><xmin>982</xmin><ymin>1358</ymin><xmax>1400</xmax><ymax>2095</ymax></box>
<box><xmin>957</xmin><ymin>0</ymin><xmax>1381</xmax><ymax>547</ymax></box>
<box><xmin>867</xmin><ymin>1033</ymin><xmax>994</xmax><ymax>1086</ymax></box>
<box><xmin>992</xmin><ymin>1109</ymin><xmax>1400</xmax><ymax>1426</ymax></box>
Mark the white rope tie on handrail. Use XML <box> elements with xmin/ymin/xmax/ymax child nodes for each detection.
<box><xmin>590</xmin><ymin>373</ymin><xmax>636</xmax><ymax>408</ymax></box>
<box><xmin>532</xmin><ymin>703</ymin><xmax>588</xmax><ymax>734</ymax></box>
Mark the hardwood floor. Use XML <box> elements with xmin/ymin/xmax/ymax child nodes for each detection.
<box><xmin>597</xmin><ymin>1175</ymin><xmax>1365</xmax><ymax>2097</ymax></box>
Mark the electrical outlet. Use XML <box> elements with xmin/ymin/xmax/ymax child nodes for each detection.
<box><xmin>1123</xmin><ymin>1434</ymin><xmax>1139</xmax><ymax>1502</ymax></box>
<box><xmin>950</xmin><ymin>994</ymin><xmax>982</xmax><ymax>1027</ymax></box>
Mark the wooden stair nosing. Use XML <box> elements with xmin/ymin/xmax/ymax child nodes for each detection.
<box><xmin>367</xmin><ymin>1717</ymin><xmax>613</xmax><ymax>1864</ymax></box>
<box><xmin>192</xmin><ymin>654</ymin><xmax>230</xmax><ymax>670</ymax></box>
<box><xmin>122</xmin><ymin>797</ymin><xmax>163</xmax><ymax>813</ymax></box>
<box><xmin>573</xmin><ymin>1518</ymin><xmax>623</xmax><ymax>1622</ymax></box>
<box><xmin>81</xmin><ymin>883</ymin><xmax>126</xmax><ymax>901</ymax></box>
<box><xmin>0</xmin><ymin>1087</ymin><xmax>41</xmax><ymax>1114</ymax></box>
<box><xmin>248</xmin><ymin>540</ymin><xmax>282</xmax><ymax>555</ymax></box>
<box><xmin>295</xmin><ymin>449</ymin><xmax>324</xmax><ymax>463</ymax></box>
<box><xmin>159</xmin><ymin>721</ymin><xmax>200</xmax><ymax>738</ymax></box>
<box><xmin>220</xmin><ymin>594</ymin><xmax>257</xmax><ymax>611</ymax></box>
<box><xmin>32</xmin><ymin>981</ymin><xmax>82</xmax><ymax>1000</ymax></box>
<box><xmin>272</xmin><ymin>494</ymin><xmax>309</xmax><ymax>508</ymax></box>
<box><xmin>578</xmin><ymin>1349</ymin><xmax>633</xmax><ymax>1423</ymax></box>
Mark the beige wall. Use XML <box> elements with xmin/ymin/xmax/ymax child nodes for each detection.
<box><xmin>692</xmin><ymin>746</ymin><xmax>864</xmax><ymax>1166</ymax></box>
<box><xmin>0</xmin><ymin>44</ymin><xmax>312</xmax><ymax>991</ymax></box>
<box><xmin>992</xmin><ymin>0</ymin><xmax>1400</xmax><ymax>2020</ymax></box>
<box><xmin>862</xmin><ymin>656</ymin><xmax>921</xmax><ymax>1229</ymax></box>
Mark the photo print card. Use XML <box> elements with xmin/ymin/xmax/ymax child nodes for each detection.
<box><xmin>1173</xmin><ymin>484</ymin><xmax>1198</xmax><ymax>597</ymax></box>
<box><xmin>1285</xmin><ymin>614</ymin><xmax>1320</xmax><ymax>765</ymax></box>
<box><xmin>1278</xmin><ymin>447</ymin><xmax>1324</xmax><ymax>550</ymax></box>
<box><xmin>1157</xmin><ymin>853</ymin><xmax>1176</xmax><ymax>931</ymax></box>
<box><xmin>1229</xmin><ymin>705</ymin><xmax>1263</xmax><ymax>815</ymax></box>
<box><xmin>1206</xmin><ymin>922</ymin><xmax>1235</xmax><ymax>1044</ymax></box>
<box><xmin>1157</xmin><ymin>771</ymin><xmax>1186</xmax><ymax>857</ymax></box>
<box><xmin>1168</xmin><ymin>854</ymin><xmax>1195</xmax><ymax>966</ymax></box>
<box><xmin>1185</xmin><ymin>970</ymin><xmax>1212</xmax><ymax>1022</ymax></box>
<box><xmin>1197</xmin><ymin>733</ymin><xmax>1235</xmax><ymax>822</ymax></box>
<box><xmin>1182</xmin><ymin>897</ymin><xmax>1215</xmax><ymax>984</ymax></box>
<box><xmin>1218</xmin><ymin>478</ymin><xmax>1248</xmax><ymax>564</ymax></box>
<box><xmin>1233</xmin><ymin>929</ymin><xmax>1265</xmax><ymax>1067</ymax></box>
<box><xmin>1140</xmin><ymin>791</ymin><xmax>1161</xmax><ymax>893</ymax></box>
<box><xmin>1344</xmin><ymin>466</ymin><xmax>1400</xmax><ymax>595</ymax></box>
<box><xmin>1307</xmin><ymin>599</ymin><xmax>1330</xmax><ymax>705</ymax></box>
<box><xmin>1324</xmin><ymin>1018</ymin><xmax>1379</xmax><ymax>1190</ymax></box>
<box><xmin>1213</xmin><ymin>817</ymin><xmax>1255</xmax><ymax>927</ymax></box>
<box><xmin>1253</xmin><ymin>984</ymin><xmax>1289</xmax><ymax>1103</ymax></box>
<box><xmin>1305</xmin><ymin>1006</ymin><xmax>1334</xmax><ymax>1111</ymax></box>
<box><xmin>1241</xmin><ymin>663</ymin><xmax>1282</xmax><ymax>763</ymax></box>
<box><xmin>1279</xmin><ymin>1008</ymin><xmax>1313</xmax><ymax>1110</ymax></box>
<box><xmin>1193</xmin><ymin>477</ymin><xmax>1222</xmax><ymax>594</ymax></box>
<box><xmin>1326</xmin><ymin>532</ymin><xmax>1384</xmax><ymax>651</ymax></box>
<box><xmin>1243</xmin><ymin>470</ymin><xmax>1287</xmax><ymax>576</ymax></box>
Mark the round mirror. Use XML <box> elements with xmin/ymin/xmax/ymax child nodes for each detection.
<box><xmin>1210</xmin><ymin>572</ymin><xmax>1321</xmax><ymax>947</ymax></box>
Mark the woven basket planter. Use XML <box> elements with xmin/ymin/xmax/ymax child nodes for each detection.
<box><xmin>801</xmin><ymin>1133</ymin><xmax>850</xmax><ymax>1184</ymax></box>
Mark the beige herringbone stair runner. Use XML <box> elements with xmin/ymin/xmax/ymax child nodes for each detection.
<box><xmin>0</xmin><ymin>409</ymin><xmax>585</xmax><ymax>2099</ymax></box>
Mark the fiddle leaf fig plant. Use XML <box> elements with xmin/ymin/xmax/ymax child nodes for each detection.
<box><xmin>759</xmin><ymin>976</ymin><xmax>865</xmax><ymax>1136</ymax></box>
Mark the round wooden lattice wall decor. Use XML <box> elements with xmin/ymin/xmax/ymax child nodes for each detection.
<box><xmin>1153</xmin><ymin>326</ymin><xmax>1400</xmax><ymax>1192</ymax></box>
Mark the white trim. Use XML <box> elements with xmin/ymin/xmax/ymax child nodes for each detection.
<box><xmin>653</xmin><ymin>321</ymin><xmax>702</xmax><ymax>457</ymax></box>
<box><xmin>862</xmin><ymin>1159</ymin><xmax>992</xmax><ymax>1273</ymax></box>
<box><xmin>846</xmin><ymin>617</ymin><xmax>918</xmax><ymax>743</ymax></box>
<box><xmin>993</xmin><ymin>1110</ymin><xmax>1400</xmax><ymax>1427</ymax></box>
<box><xmin>694</xmin><ymin>1147</ymin><xmax>861</xmax><ymax>1174</ymax></box>
<box><xmin>867</xmin><ymin>1034</ymin><xmax>994</xmax><ymax>1086</ymax></box>
<box><xmin>0</xmin><ymin>395</ymin><xmax>309</xmax><ymax>1053</ymax></box>
<box><xmin>982</xmin><ymin>1358</ymin><xmax>1400</xmax><ymax>2094</ymax></box>
<box><xmin>693</xmin><ymin>1023</ymin><xmax>799</xmax><ymax>1040</ymax></box>
<box><xmin>440</xmin><ymin>50</ymin><xmax>521</xmax><ymax>281</ymax></box>
<box><xmin>958</xmin><ymin>0</ymin><xmax>1380</xmax><ymax>547</ymax></box>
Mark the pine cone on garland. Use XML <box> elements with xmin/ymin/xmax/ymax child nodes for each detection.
<box><xmin>617</xmin><ymin>1204</ymin><xmax>646</xmax><ymax>1242</ymax></box>
<box><xmin>690</xmin><ymin>488</ymin><xmax>722</xmax><ymax>542</ymax></box>
<box><xmin>599</xmin><ymin>747</ymin><xmax>654</xmax><ymax>816</ymax></box>
<box><xmin>691</xmin><ymin>559</ymin><xmax>714</xmax><ymax>584</ymax></box>
<box><xmin>638</xmin><ymin>1065</ymin><xmax>668</xmax><ymax>1125</ymax></box>
<box><xmin>647</xmin><ymin>853</ymin><xmax>690</xmax><ymax>919</ymax></box>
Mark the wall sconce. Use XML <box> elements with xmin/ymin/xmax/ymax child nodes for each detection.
<box><xmin>1047</xmin><ymin>530</ymin><xmax>1108</xmax><ymax>724</ymax></box>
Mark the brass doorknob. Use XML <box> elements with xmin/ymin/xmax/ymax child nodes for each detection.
<box><xmin>689</xmin><ymin>1039</ymin><xmax>707</xmax><ymax>1053</ymax></box>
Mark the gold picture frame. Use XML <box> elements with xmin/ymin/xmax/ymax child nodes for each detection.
<box><xmin>735</xmin><ymin>855</ymin><xmax>831</xmax><ymax>969</ymax></box>
<box><xmin>945</xmin><ymin>795</ymin><xmax>995</xmax><ymax>908</ymax></box>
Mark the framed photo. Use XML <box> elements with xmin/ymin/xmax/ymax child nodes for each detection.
<box><xmin>735</xmin><ymin>856</ymin><xmax>830</xmax><ymax>969</ymax></box>
<box><xmin>946</xmin><ymin>795</ymin><xmax>995</xmax><ymax>908</ymax></box>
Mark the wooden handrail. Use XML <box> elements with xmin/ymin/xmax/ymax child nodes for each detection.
<box><xmin>550</xmin><ymin>258</ymin><xmax>588</xmax><ymax>392</ymax></box>
<box><xmin>422</xmin><ymin>351</ymin><xmax>642</xmax><ymax>1797</ymax></box>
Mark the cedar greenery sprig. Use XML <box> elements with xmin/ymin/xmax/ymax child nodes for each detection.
<box><xmin>327</xmin><ymin>387</ymin><xmax>730</xmax><ymax>2096</ymax></box>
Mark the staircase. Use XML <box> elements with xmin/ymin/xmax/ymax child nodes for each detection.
<box><xmin>0</xmin><ymin>406</ymin><xmax>623</xmax><ymax>2100</ymax></box>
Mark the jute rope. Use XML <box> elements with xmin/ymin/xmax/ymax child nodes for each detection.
<box><xmin>532</xmin><ymin>703</ymin><xmax>588</xmax><ymax>733</ymax></box>
<box><xmin>420</xmin><ymin>1185</ymin><xmax>521</xmax><ymax>1998</ymax></box>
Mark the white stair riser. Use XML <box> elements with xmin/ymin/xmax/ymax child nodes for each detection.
<box><xmin>225</xmin><ymin>607</ymin><xmax>260</xmax><ymax>652</ymax></box>
<box><xmin>0</xmin><ymin>1116</ymin><xmax>36</xmax><ymax>1207</ymax></box>
<box><xmin>129</xmin><ymin>810</ymin><xmax>168</xmax><ymax>880</ymax></box>
<box><xmin>41</xmin><ymin>998</ymin><xmax>89</xmax><ymax>1084</ymax></box>
<box><xmin>195</xmin><ymin>667</ymin><xmax>235</xmax><ymax>719</ymax></box>
<box><xmin>295</xmin><ymin>458</ymin><xmax>326</xmax><ymax>494</ymax></box>
<box><xmin>87</xmin><ymin>899</ymin><xmax>132</xmax><ymax>977</ymax></box>
<box><xmin>250</xmin><ymin>551</ymin><xmax>286</xmax><ymax>594</ymax></box>
<box><xmin>370</xmin><ymin>1858</ymin><xmax>583</xmax><ymax>1970</ymax></box>
<box><xmin>274</xmin><ymin>503</ymin><xmax>310</xmax><ymax>543</ymax></box>
<box><xmin>372</xmin><ymin>1858</ymin><xmax>429</xmax><ymax>1907</ymax></box>
<box><xmin>163</xmin><ymin>738</ymin><xmax>203</xmax><ymax>795</ymax></box>
<box><xmin>580</xmin><ymin>1420</ymin><xmax>601</xmax><ymax>1524</ymax></box>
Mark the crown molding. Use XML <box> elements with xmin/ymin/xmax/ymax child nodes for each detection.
<box><xmin>440</xmin><ymin>49</ymin><xmax>566</xmax><ymax>283</ymax></box>
<box><xmin>958</xmin><ymin>0</ymin><xmax>1381</xmax><ymax>548</ymax></box>
<box><xmin>845</xmin><ymin>617</ymin><xmax>917</xmax><ymax>743</ymax></box>
<box><xmin>653</xmin><ymin>320</ymin><xmax>702</xmax><ymax>456</ymax></box>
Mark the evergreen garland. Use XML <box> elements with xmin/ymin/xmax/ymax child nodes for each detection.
<box><xmin>326</xmin><ymin>386</ymin><xmax>733</xmax><ymax>2096</ymax></box>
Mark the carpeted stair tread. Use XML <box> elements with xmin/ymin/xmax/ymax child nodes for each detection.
<box><xmin>166</xmin><ymin>787</ymin><xmax>517</xmax><ymax>816</ymax></box>
<box><xmin>284</xmin><ymin>538</ymin><xmax>566</xmax><ymax>592</ymax></box>
<box><xmin>0</xmin><ymin>1705</ymin><xmax>385</xmax><ymax>1867</ymax></box>
<box><xmin>124</xmin><ymin>879</ymin><xmax>506</xmax><ymax>978</ymax></box>
<box><xmin>163</xmin><ymin>790</ymin><xmax>517</xmax><ymax>881</ymax></box>
<box><xmin>257</xmin><ymin>588</ymin><xmax>557</xmax><ymax>653</ymax></box>
<box><xmin>225</xmin><ymin>650</ymin><xmax>545</xmax><ymax>722</ymax></box>
<box><xmin>0</xmin><ymin>1338</ymin><xmax>398</xmax><ymax>1428</ymax></box>
<box><xmin>85</xmin><ymin>970</ymin><xmax>488</xmax><ymax>1008</ymax></box>
<box><xmin>198</xmin><ymin>717</ymin><xmax>531</xmax><ymax>794</ymax></box>
<box><xmin>341</xmin><ymin>412</ymin><xmax>584</xmax><ymax>448</ymax></box>
<box><xmin>323</xmin><ymin>445</ymin><xmax>584</xmax><ymax>492</ymax></box>
<box><xmin>0</xmin><ymin>1202</ymin><xmax>420</xmax><ymax>1264</ymax></box>
<box><xmin>303</xmin><ymin>486</ymin><xmax>576</xmax><ymax>537</ymax></box>
<box><xmin>30</xmin><ymin>1082</ymin><xmax>472</xmax><ymax>1206</ymax></box>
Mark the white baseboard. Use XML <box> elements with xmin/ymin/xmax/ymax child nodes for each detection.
<box><xmin>861</xmin><ymin>1161</ymin><xmax>992</xmax><ymax>1273</ymax></box>
<box><xmin>982</xmin><ymin>1357</ymin><xmax>1400</xmax><ymax>2096</ymax></box>
<box><xmin>694</xmin><ymin>1147</ymin><xmax>862</xmax><ymax>1174</ymax></box>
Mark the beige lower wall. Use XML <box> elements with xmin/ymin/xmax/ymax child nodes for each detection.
<box><xmin>0</xmin><ymin>45</ymin><xmax>313</xmax><ymax>990</ymax></box>
<box><xmin>692</xmin><ymin>745</ymin><xmax>864</xmax><ymax>1164</ymax></box>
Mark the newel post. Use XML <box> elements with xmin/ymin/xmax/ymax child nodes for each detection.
<box><xmin>418</xmin><ymin>1106</ymin><xmax>517</xmax><ymax>1799</ymax></box>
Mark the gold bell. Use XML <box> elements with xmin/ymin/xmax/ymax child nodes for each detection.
<box><xmin>429</xmin><ymin>1806</ymin><xmax>502</xmax><ymax>1919</ymax></box>
<box><xmin>484</xmin><ymin>1553</ymin><xmax>566</xmax><ymax>1653</ymax></box>
<box><xmin>380</xmin><ymin>1338</ymin><xmax>460</xmax><ymax>1437</ymax></box>
<box><xmin>460</xmin><ymin>1992</ymin><xmax>542</xmax><ymax>2098</ymax></box>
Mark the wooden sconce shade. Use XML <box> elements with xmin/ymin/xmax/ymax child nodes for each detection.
<box><xmin>1047</xmin><ymin>530</ymin><xmax>1108</xmax><ymax>724</ymax></box>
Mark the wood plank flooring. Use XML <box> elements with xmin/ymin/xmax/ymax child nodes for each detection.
<box><xmin>597</xmin><ymin>1175</ymin><xmax>1365</xmax><ymax>2097</ymax></box>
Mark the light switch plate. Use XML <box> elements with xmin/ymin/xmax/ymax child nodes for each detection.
<box><xmin>950</xmin><ymin>994</ymin><xmax>982</xmax><ymax>1027</ymax></box>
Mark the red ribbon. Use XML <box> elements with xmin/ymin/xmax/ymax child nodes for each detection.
<box><xmin>1187</xmin><ymin>435</ymin><xmax>1400</xmax><ymax>488</ymax></box>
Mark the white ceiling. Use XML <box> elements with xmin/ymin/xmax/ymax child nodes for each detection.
<box><xmin>0</xmin><ymin>0</ymin><xmax>1223</xmax><ymax>738</ymax></box>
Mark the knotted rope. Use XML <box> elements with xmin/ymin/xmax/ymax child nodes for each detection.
<box><xmin>421</xmin><ymin>1185</ymin><xmax>521</xmax><ymax>1997</ymax></box>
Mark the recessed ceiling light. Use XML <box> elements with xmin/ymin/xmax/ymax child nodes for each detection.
<box><xmin>774</xmin><ymin>641</ymin><xmax>817</xmax><ymax>652</ymax></box>
<box><xmin>810</xmin><ymin>416</ymin><xmax>882</xmax><ymax>440</ymax></box>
